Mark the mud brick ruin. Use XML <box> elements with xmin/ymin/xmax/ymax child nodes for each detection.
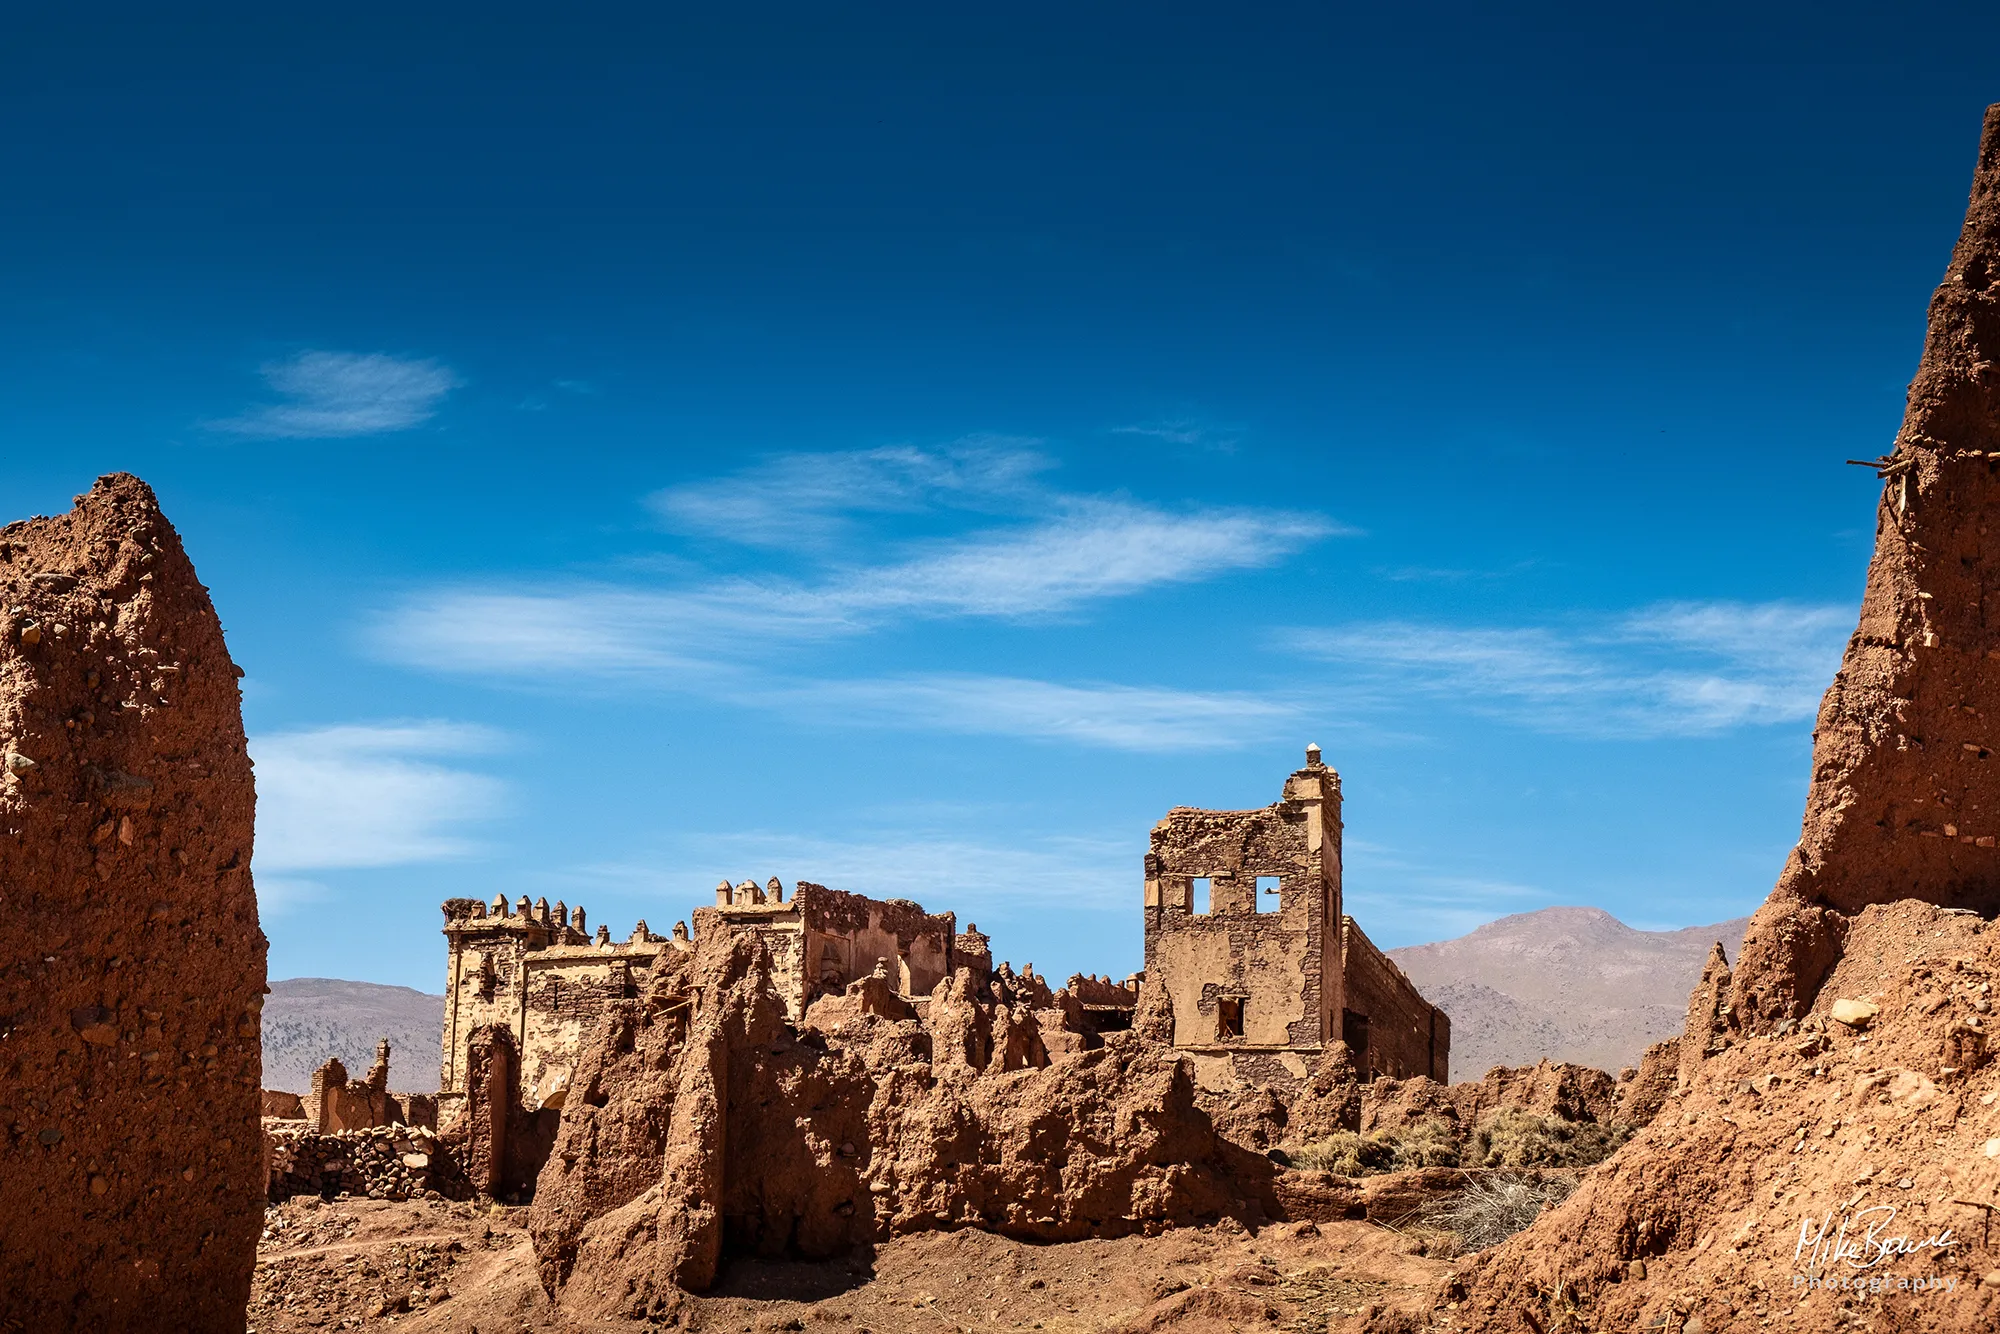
<box><xmin>303</xmin><ymin>1040</ymin><xmax>436</xmax><ymax>1133</ymax></box>
<box><xmin>692</xmin><ymin>878</ymin><xmax>963</xmax><ymax>1018</ymax></box>
<box><xmin>1145</xmin><ymin>746</ymin><xmax>1449</xmax><ymax>1088</ymax></box>
<box><xmin>437</xmin><ymin>894</ymin><xmax>687</xmax><ymax>1119</ymax></box>
<box><xmin>420</xmin><ymin>749</ymin><xmax>1442</xmax><ymax>1191</ymax></box>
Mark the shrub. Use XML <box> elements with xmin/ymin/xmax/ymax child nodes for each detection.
<box><xmin>1464</xmin><ymin>1108</ymin><xmax>1628</xmax><ymax>1169</ymax></box>
<box><xmin>1288</xmin><ymin>1130</ymin><xmax>1396</xmax><ymax>1175</ymax></box>
<box><xmin>1387</xmin><ymin>1118</ymin><xmax>1462</xmax><ymax>1170</ymax></box>
<box><xmin>1289</xmin><ymin>1118</ymin><xmax>1467</xmax><ymax>1176</ymax></box>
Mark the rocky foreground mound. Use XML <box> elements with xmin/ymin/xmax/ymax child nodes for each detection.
<box><xmin>1426</xmin><ymin>106</ymin><xmax>2000</xmax><ymax>1334</ymax></box>
<box><xmin>0</xmin><ymin>475</ymin><xmax>265</xmax><ymax>1331</ymax></box>
<box><xmin>528</xmin><ymin>938</ymin><xmax>1272</xmax><ymax>1322</ymax></box>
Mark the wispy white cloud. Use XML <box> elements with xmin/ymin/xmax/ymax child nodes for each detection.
<box><xmin>766</xmin><ymin>674</ymin><xmax>1298</xmax><ymax>750</ymax></box>
<box><xmin>646</xmin><ymin>438</ymin><xmax>1050</xmax><ymax>547</ymax></box>
<box><xmin>1283</xmin><ymin>600</ymin><xmax>1848</xmax><ymax>738</ymax></box>
<box><xmin>213</xmin><ymin>351</ymin><xmax>461</xmax><ymax>438</ymax></box>
<box><xmin>1111</xmin><ymin>419</ymin><xmax>1241</xmax><ymax>450</ymax></box>
<box><xmin>256</xmin><ymin>876</ymin><xmax>333</xmax><ymax>918</ymax></box>
<box><xmin>376</xmin><ymin>500</ymin><xmax>1341</xmax><ymax>678</ymax></box>
<box><xmin>250</xmin><ymin>722</ymin><xmax>506</xmax><ymax>872</ymax></box>
<box><xmin>821</xmin><ymin>499</ymin><xmax>1339</xmax><ymax>618</ymax></box>
<box><xmin>372</xmin><ymin>445</ymin><xmax>1345</xmax><ymax>751</ymax></box>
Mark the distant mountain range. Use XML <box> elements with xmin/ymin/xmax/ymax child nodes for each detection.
<box><xmin>261</xmin><ymin>977</ymin><xmax>446</xmax><ymax>1095</ymax></box>
<box><xmin>260</xmin><ymin>905</ymin><xmax>1746</xmax><ymax>1092</ymax></box>
<box><xmin>1387</xmin><ymin>906</ymin><xmax>1749</xmax><ymax>1078</ymax></box>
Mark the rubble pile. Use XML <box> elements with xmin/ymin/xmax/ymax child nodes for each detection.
<box><xmin>527</xmin><ymin>934</ymin><xmax>1276</xmax><ymax>1321</ymax></box>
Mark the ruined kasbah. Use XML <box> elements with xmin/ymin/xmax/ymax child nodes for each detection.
<box><xmin>266</xmin><ymin>747</ymin><xmax>1448</xmax><ymax>1197</ymax></box>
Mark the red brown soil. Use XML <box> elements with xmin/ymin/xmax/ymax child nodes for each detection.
<box><xmin>0</xmin><ymin>474</ymin><xmax>265</xmax><ymax>1331</ymax></box>
<box><xmin>252</xmin><ymin>1195</ymin><xmax>1452</xmax><ymax>1333</ymax></box>
<box><xmin>1430</xmin><ymin>106</ymin><xmax>2000</xmax><ymax>1334</ymax></box>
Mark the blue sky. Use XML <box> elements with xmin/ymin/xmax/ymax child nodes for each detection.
<box><xmin>4</xmin><ymin>4</ymin><xmax>1997</xmax><ymax>990</ymax></box>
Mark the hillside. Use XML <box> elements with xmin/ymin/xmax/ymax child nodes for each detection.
<box><xmin>262</xmin><ymin>978</ymin><xmax>446</xmax><ymax>1095</ymax></box>
<box><xmin>1387</xmin><ymin>905</ymin><xmax>1748</xmax><ymax>1076</ymax></box>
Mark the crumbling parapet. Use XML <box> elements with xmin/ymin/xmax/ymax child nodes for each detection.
<box><xmin>691</xmin><ymin>878</ymin><xmax>958</xmax><ymax>1021</ymax></box>
<box><xmin>304</xmin><ymin>1043</ymin><xmax>438</xmax><ymax>1132</ymax></box>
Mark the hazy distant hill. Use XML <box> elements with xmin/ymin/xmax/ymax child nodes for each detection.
<box><xmin>262</xmin><ymin>978</ymin><xmax>446</xmax><ymax>1095</ymax></box>
<box><xmin>1387</xmin><ymin>906</ymin><xmax>1749</xmax><ymax>1078</ymax></box>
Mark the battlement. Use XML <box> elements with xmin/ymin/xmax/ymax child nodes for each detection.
<box><xmin>1065</xmin><ymin>972</ymin><xmax>1140</xmax><ymax>1008</ymax></box>
<box><xmin>441</xmin><ymin>895</ymin><xmax>686</xmax><ymax>952</ymax></box>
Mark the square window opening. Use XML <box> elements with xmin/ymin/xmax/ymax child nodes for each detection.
<box><xmin>1255</xmin><ymin>875</ymin><xmax>1281</xmax><ymax>912</ymax></box>
<box><xmin>1190</xmin><ymin>877</ymin><xmax>1211</xmax><ymax>914</ymax></box>
<box><xmin>1216</xmin><ymin>997</ymin><xmax>1244</xmax><ymax>1039</ymax></box>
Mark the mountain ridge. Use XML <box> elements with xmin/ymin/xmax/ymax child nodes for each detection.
<box><xmin>1387</xmin><ymin>906</ymin><xmax>1749</xmax><ymax>1076</ymax></box>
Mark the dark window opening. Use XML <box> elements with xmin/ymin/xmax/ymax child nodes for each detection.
<box><xmin>1216</xmin><ymin>997</ymin><xmax>1244</xmax><ymax>1040</ymax></box>
<box><xmin>1255</xmin><ymin>875</ymin><xmax>1280</xmax><ymax>913</ymax></box>
<box><xmin>1342</xmin><ymin>1009</ymin><xmax>1371</xmax><ymax>1075</ymax></box>
<box><xmin>1191</xmin><ymin>877</ymin><xmax>1211</xmax><ymax>914</ymax></box>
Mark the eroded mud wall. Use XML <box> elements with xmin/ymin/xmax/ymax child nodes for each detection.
<box><xmin>1735</xmin><ymin>103</ymin><xmax>2000</xmax><ymax>1025</ymax></box>
<box><xmin>0</xmin><ymin>474</ymin><xmax>264</xmax><ymax>1331</ymax></box>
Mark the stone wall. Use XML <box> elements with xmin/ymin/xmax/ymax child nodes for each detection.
<box><xmin>0</xmin><ymin>475</ymin><xmax>265</xmax><ymax>1331</ymax></box>
<box><xmin>1339</xmin><ymin>916</ymin><xmax>1450</xmax><ymax>1082</ymax></box>
<box><xmin>265</xmin><ymin>1123</ymin><xmax>451</xmax><ymax>1202</ymax></box>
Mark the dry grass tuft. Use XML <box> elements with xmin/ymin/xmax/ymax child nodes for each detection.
<box><xmin>1421</xmin><ymin>1171</ymin><xmax>1578</xmax><ymax>1251</ymax></box>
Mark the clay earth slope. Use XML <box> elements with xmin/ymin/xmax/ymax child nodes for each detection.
<box><xmin>0</xmin><ymin>474</ymin><xmax>265</xmax><ymax>1331</ymax></box>
<box><xmin>1389</xmin><ymin>907</ymin><xmax>1749</xmax><ymax>1075</ymax></box>
<box><xmin>1425</xmin><ymin>104</ymin><xmax>2000</xmax><ymax>1334</ymax></box>
<box><xmin>263</xmin><ymin>977</ymin><xmax>445</xmax><ymax>1094</ymax></box>
<box><xmin>1432</xmin><ymin>902</ymin><xmax>1999</xmax><ymax>1333</ymax></box>
<box><xmin>251</xmin><ymin>1196</ymin><xmax>1453</xmax><ymax>1334</ymax></box>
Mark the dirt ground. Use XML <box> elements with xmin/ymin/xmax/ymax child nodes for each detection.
<box><xmin>249</xmin><ymin>1195</ymin><xmax>1454</xmax><ymax>1334</ymax></box>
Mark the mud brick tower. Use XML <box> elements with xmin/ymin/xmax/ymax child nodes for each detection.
<box><xmin>1143</xmin><ymin>745</ymin><xmax>1449</xmax><ymax>1088</ymax></box>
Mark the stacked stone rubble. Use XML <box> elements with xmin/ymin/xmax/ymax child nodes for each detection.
<box><xmin>265</xmin><ymin>1122</ymin><xmax>452</xmax><ymax>1202</ymax></box>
